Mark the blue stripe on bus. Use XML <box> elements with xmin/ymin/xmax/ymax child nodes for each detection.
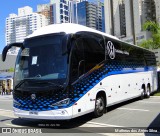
<box><xmin>68</xmin><ymin>65</ymin><xmax>156</xmax><ymax>108</ymax></box>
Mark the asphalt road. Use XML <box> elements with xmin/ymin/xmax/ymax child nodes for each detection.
<box><xmin>0</xmin><ymin>95</ymin><xmax>160</xmax><ymax>136</ymax></box>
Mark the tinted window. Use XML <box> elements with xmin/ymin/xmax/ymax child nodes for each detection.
<box><xmin>83</xmin><ymin>38</ymin><xmax>104</xmax><ymax>72</ymax></box>
<box><xmin>14</xmin><ymin>35</ymin><xmax>68</xmax><ymax>87</ymax></box>
<box><xmin>122</xmin><ymin>44</ymin><xmax>145</xmax><ymax>66</ymax></box>
<box><xmin>105</xmin><ymin>38</ymin><xmax>146</xmax><ymax>66</ymax></box>
<box><xmin>144</xmin><ymin>51</ymin><xmax>156</xmax><ymax>66</ymax></box>
<box><xmin>70</xmin><ymin>36</ymin><xmax>105</xmax><ymax>83</ymax></box>
<box><xmin>70</xmin><ymin>38</ymin><xmax>85</xmax><ymax>82</ymax></box>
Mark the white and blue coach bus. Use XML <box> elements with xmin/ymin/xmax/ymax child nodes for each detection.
<box><xmin>2</xmin><ymin>23</ymin><xmax>158</xmax><ymax>120</ymax></box>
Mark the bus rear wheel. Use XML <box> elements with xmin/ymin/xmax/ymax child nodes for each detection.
<box><xmin>94</xmin><ymin>96</ymin><xmax>105</xmax><ymax>117</ymax></box>
<box><xmin>146</xmin><ymin>86</ymin><xmax>150</xmax><ymax>98</ymax></box>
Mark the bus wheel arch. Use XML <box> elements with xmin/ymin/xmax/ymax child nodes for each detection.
<box><xmin>94</xmin><ymin>91</ymin><xmax>107</xmax><ymax>117</ymax></box>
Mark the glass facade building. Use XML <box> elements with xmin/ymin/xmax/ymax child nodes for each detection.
<box><xmin>74</xmin><ymin>1</ymin><xmax>105</xmax><ymax>32</ymax></box>
<box><xmin>75</xmin><ymin>1</ymin><xmax>87</xmax><ymax>26</ymax></box>
<box><xmin>101</xmin><ymin>6</ymin><xmax>105</xmax><ymax>32</ymax></box>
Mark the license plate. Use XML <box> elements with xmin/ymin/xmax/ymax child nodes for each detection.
<box><xmin>29</xmin><ymin>111</ymin><xmax>38</xmax><ymax>115</ymax></box>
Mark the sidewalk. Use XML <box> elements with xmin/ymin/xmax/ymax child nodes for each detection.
<box><xmin>0</xmin><ymin>94</ymin><xmax>13</xmax><ymax>99</ymax></box>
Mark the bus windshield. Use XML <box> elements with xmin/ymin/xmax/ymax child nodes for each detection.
<box><xmin>14</xmin><ymin>34</ymin><xmax>68</xmax><ymax>89</ymax></box>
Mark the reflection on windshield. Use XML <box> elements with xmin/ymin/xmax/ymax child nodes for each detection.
<box><xmin>14</xmin><ymin>35</ymin><xmax>68</xmax><ymax>88</ymax></box>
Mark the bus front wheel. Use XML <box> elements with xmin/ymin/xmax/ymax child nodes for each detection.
<box><xmin>94</xmin><ymin>96</ymin><xmax>105</xmax><ymax>117</ymax></box>
<box><xmin>140</xmin><ymin>87</ymin><xmax>145</xmax><ymax>100</ymax></box>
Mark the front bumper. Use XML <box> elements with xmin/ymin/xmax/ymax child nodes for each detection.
<box><xmin>13</xmin><ymin>107</ymin><xmax>72</xmax><ymax>120</ymax></box>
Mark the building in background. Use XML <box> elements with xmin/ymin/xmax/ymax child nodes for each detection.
<box><xmin>104</xmin><ymin>0</ymin><xmax>150</xmax><ymax>44</ymax></box>
<box><xmin>101</xmin><ymin>2</ymin><xmax>105</xmax><ymax>32</ymax></box>
<box><xmin>5</xmin><ymin>0</ymin><xmax>105</xmax><ymax>56</ymax></box>
<box><xmin>5</xmin><ymin>6</ymin><xmax>48</xmax><ymax>55</ymax></box>
<box><xmin>152</xmin><ymin>49</ymin><xmax>160</xmax><ymax>65</ymax></box>
<box><xmin>50</xmin><ymin>0</ymin><xmax>70</xmax><ymax>24</ymax></box>
<box><xmin>104</xmin><ymin>0</ymin><xmax>141</xmax><ymax>37</ymax></box>
<box><xmin>74</xmin><ymin>1</ymin><xmax>87</xmax><ymax>25</ymax></box>
<box><xmin>119</xmin><ymin>0</ymin><xmax>126</xmax><ymax>36</ymax></box>
<box><xmin>37</xmin><ymin>4</ymin><xmax>51</xmax><ymax>24</ymax></box>
<box><xmin>140</xmin><ymin>0</ymin><xmax>156</xmax><ymax>25</ymax></box>
<box><xmin>74</xmin><ymin>0</ymin><xmax>105</xmax><ymax>32</ymax></box>
<box><xmin>37</xmin><ymin>0</ymin><xmax>105</xmax><ymax>32</ymax></box>
<box><xmin>49</xmin><ymin>0</ymin><xmax>82</xmax><ymax>24</ymax></box>
<box><xmin>154</xmin><ymin>0</ymin><xmax>160</xmax><ymax>23</ymax></box>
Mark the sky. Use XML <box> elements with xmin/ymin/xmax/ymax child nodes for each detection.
<box><xmin>0</xmin><ymin>0</ymin><xmax>50</xmax><ymax>53</ymax></box>
<box><xmin>0</xmin><ymin>0</ymin><xmax>102</xmax><ymax>54</ymax></box>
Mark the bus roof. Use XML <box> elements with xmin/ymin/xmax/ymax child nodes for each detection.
<box><xmin>27</xmin><ymin>23</ymin><xmax>119</xmax><ymax>40</ymax></box>
<box><xmin>26</xmin><ymin>23</ymin><xmax>153</xmax><ymax>53</ymax></box>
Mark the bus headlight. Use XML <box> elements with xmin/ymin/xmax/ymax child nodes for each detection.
<box><xmin>50</xmin><ymin>98</ymin><xmax>70</xmax><ymax>107</ymax></box>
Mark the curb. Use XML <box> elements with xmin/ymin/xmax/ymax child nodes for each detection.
<box><xmin>150</xmin><ymin>96</ymin><xmax>160</xmax><ymax>98</ymax></box>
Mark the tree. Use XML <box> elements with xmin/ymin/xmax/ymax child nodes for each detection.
<box><xmin>8</xmin><ymin>68</ymin><xmax>14</xmax><ymax>72</ymax></box>
<box><xmin>139</xmin><ymin>21</ymin><xmax>160</xmax><ymax>49</ymax></box>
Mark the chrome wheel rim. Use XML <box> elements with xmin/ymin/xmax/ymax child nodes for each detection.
<box><xmin>95</xmin><ymin>98</ymin><xmax>104</xmax><ymax>113</ymax></box>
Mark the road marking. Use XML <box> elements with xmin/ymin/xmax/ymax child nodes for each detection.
<box><xmin>0</xmin><ymin>109</ymin><xmax>15</xmax><ymax>118</ymax></box>
<box><xmin>4</xmin><ymin>123</ymin><xmax>23</xmax><ymax>127</ymax></box>
<box><xmin>150</xmin><ymin>96</ymin><xmax>160</xmax><ymax>98</ymax></box>
<box><xmin>139</xmin><ymin>101</ymin><xmax>160</xmax><ymax>104</ymax></box>
<box><xmin>80</xmin><ymin>121</ymin><xmax>124</xmax><ymax>127</ymax></box>
<box><xmin>0</xmin><ymin>109</ymin><xmax>13</xmax><ymax>112</ymax></box>
<box><xmin>117</xmin><ymin>108</ymin><xmax>149</xmax><ymax>112</ymax></box>
<box><xmin>0</xmin><ymin>100</ymin><xmax>12</xmax><ymax>101</ymax></box>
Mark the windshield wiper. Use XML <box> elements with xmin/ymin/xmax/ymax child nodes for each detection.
<box><xmin>15</xmin><ymin>79</ymin><xmax>38</xmax><ymax>90</ymax></box>
<box><xmin>29</xmin><ymin>80</ymin><xmax>63</xmax><ymax>89</ymax></box>
<box><xmin>44</xmin><ymin>81</ymin><xmax>63</xmax><ymax>88</ymax></box>
<box><xmin>15</xmin><ymin>79</ymin><xmax>63</xmax><ymax>90</ymax></box>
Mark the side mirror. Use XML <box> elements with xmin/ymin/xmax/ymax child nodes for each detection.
<box><xmin>2</xmin><ymin>43</ymin><xmax>23</xmax><ymax>62</ymax></box>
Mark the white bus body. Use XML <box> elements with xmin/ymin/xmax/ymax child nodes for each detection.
<box><xmin>2</xmin><ymin>23</ymin><xmax>158</xmax><ymax>120</ymax></box>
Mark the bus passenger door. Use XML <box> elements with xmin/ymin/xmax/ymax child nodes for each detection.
<box><xmin>70</xmin><ymin>38</ymin><xmax>87</xmax><ymax>117</ymax></box>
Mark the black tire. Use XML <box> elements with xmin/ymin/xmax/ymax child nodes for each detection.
<box><xmin>94</xmin><ymin>96</ymin><xmax>105</xmax><ymax>117</ymax></box>
<box><xmin>140</xmin><ymin>88</ymin><xmax>145</xmax><ymax>100</ymax></box>
<box><xmin>146</xmin><ymin>86</ymin><xmax>150</xmax><ymax>98</ymax></box>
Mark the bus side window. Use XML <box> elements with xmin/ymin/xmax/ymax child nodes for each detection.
<box><xmin>70</xmin><ymin>38</ymin><xmax>85</xmax><ymax>83</ymax></box>
<box><xmin>70</xmin><ymin>37</ymin><xmax>105</xmax><ymax>83</ymax></box>
<box><xmin>83</xmin><ymin>38</ymin><xmax>104</xmax><ymax>72</ymax></box>
<box><xmin>144</xmin><ymin>51</ymin><xmax>157</xmax><ymax>66</ymax></box>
